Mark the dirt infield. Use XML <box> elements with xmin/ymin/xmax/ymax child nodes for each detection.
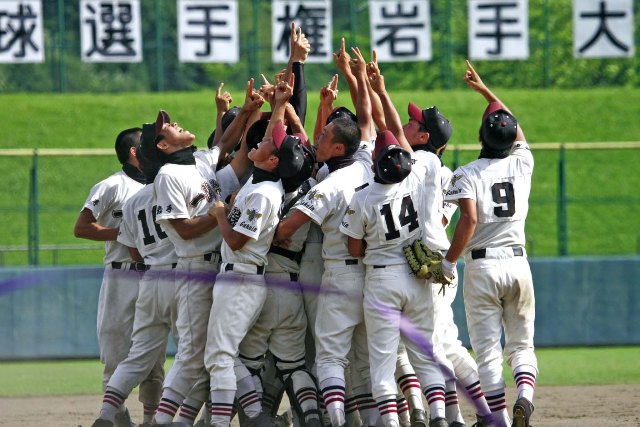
<box><xmin>0</xmin><ymin>384</ymin><xmax>638</xmax><ymax>426</ymax></box>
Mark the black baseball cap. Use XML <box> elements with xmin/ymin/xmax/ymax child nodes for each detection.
<box><xmin>373</xmin><ymin>130</ymin><xmax>412</xmax><ymax>184</ymax></box>
<box><xmin>480</xmin><ymin>102</ymin><xmax>518</xmax><ymax>151</ymax></box>
<box><xmin>326</xmin><ymin>106</ymin><xmax>357</xmax><ymax>125</ymax></box>
<box><xmin>408</xmin><ymin>102</ymin><xmax>453</xmax><ymax>148</ymax></box>
<box><xmin>272</xmin><ymin>121</ymin><xmax>306</xmax><ymax>178</ymax></box>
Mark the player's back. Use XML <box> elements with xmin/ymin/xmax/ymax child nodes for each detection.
<box><xmin>447</xmin><ymin>142</ymin><xmax>533</xmax><ymax>252</ymax></box>
<box><xmin>119</xmin><ymin>185</ymin><xmax>177</xmax><ymax>266</ymax></box>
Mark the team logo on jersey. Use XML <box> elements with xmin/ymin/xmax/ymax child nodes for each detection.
<box><xmin>245</xmin><ymin>209</ymin><xmax>263</xmax><ymax>222</ymax></box>
<box><xmin>112</xmin><ymin>209</ymin><xmax>123</xmax><ymax>219</ymax></box>
<box><xmin>228</xmin><ymin>206</ymin><xmax>241</xmax><ymax>226</ymax></box>
<box><xmin>165</xmin><ymin>204</ymin><xmax>172</xmax><ymax>213</ymax></box>
<box><xmin>450</xmin><ymin>174</ymin><xmax>463</xmax><ymax>187</ymax></box>
<box><xmin>306</xmin><ymin>189</ymin><xmax>323</xmax><ymax>201</ymax></box>
<box><xmin>208</xmin><ymin>179</ymin><xmax>222</xmax><ymax>199</ymax></box>
<box><xmin>157</xmin><ymin>206</ymin><xmax>163</xmax><ymax>214</ymax></box>
<box><xmin>92</xmin><ymin>199</ymin><xmax>100</xmax><ymax>206</ymax></box>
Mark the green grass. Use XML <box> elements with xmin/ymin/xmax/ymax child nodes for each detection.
<box><xmin>1</xmin><ymin>88</ymin><xmax>640</xmax><ymax>264</ymax></box>
<box><xmin>0</xmin><ymin>347</ymin><xmax>638</xmax><ymax>397</ymax></box>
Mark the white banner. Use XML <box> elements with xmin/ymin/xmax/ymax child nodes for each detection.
<box><xmin>369</xmin><ymin>0</ymin><xmax>432</xmax><ymax>62</ymax></box>
<box><xmin>0</xmin><ymin>0</ymin><xmax>44</xmax><ymax>63</ymax></box>
<box><xmin>272</xmin><ymin>0</ymin><xmax>332</xmax><ymax>64</ymax></box>
<box><xmin>468</xmin><ymin>0</ymin><xmax>529</xmax><ymax>60</ymax></box>
<box><xmin>80</xmin><ymin>0</ymin><xmax>142</xmax><ymax>63</ymax></box>
<box><xmin>573</xmin><ymin>0</ymin><xmax>634</xmax><ymax>58</ymax></box>
<box><xmin>178</xmin><ymin>0</ymin><xmax>238</xmax><ymax>63</ymax></box>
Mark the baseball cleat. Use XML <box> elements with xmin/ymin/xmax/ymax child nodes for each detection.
<box><xmin>428</xmin><ymin>418</ymin><xmax>449</xmax><ymax>427</ymax></box>
<box><xmin>409</xmin><ymin>408</ymin><xmax>428</xmax><ymax>427</ymax></box>
<box><xmin>511</xmin><ymin>397</ymin><xmax>534</xmax><ymax>427</ymax></box>
<box><xmin>449</xmin><ymin>422</ymin><xmax>466</xmax><ymax>427</ymax></box>
<box><xmin>91</xmin><ymin>419</ymin><xmax>114</xmax><ymax>427</ymax></box>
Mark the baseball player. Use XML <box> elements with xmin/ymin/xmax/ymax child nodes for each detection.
<box><xmin>74</xmin><ymin>128</ymin><xmax>149</xmax><ymax>427</ymax></box>
<box><xmin>150</xmin><ymin>84</ymin><xmax>260</xmax><ymax>424</ymax></box>
<box><xmin>205</xmin><ymin>78</ymin><xmax>306</xmax><ymax>427</ymax></box>
<box><xmin>237</xmin><ymin>141</ymin><xmax>320</xmax><ymax>427</ymax></box>
<box><xmin>91</xmin><ymin>128</ymin><xmax>176</xmax><ymax>427</ymax></box>
<box><xmin>442</xmin><ymin>61</ymin><xmax>538</xmax><ymax>427</ymax></box>
<box><xmin>274</xmin><ymin>47</ymin><xmax>375</xmax><ymax>427</ymax></box>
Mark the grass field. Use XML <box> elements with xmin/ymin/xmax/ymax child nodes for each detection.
<box><xmin>1</xmin><ymin>87</ymin><xmax>640</xmax><ymax>264</ymax></box>
<box><xmin>0</xmin><ymin>347</ymin><xmax>638</xmax><ymax>397</ymax></box>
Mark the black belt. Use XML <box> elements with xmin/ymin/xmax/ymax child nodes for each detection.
<box><xmin>373</xmin><ymin>265</ymin><xmax>386</xmax><ymax>269</ymax></box>
<box><xmin>224</xmin><ymin>263</ymin><xmax>265</xmax><ymax>274</ymax></box>
<box><xmin>147</xmin><ymin>263</ymin><xmax>178</xmax><ymax>270</ymax></box>
<box><xmin>111</xmin><ymin>261</ymin><xmax>148</xmax><ymax>271</ymax></box>
<box><xmin>269</xmin><ymin>245</ymin><xmax>304</xmax><ymax>263</ymax></box>
<box><xmin>203</xmin><ymin>252</ymin><xmax>220</xmax><ymax>262</ymax></box>
<box><xmin>471</xmin><ymin>247</ymin><xmax>524</xmax><ymax>260</ymax></box>
<box><xmin>345</xmin><ymin>259</ymin><xmax>358</xmax><ymax>265</ymax></box>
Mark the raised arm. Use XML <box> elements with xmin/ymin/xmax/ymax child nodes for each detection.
<box><xmin>314</xmin><ymin>74</ymin><xmax>338</xmax><ymax>145</ymax></box>
<box><xmin>333</xmin><ymin>38</ymin><xmax>358</xmax><ymax>107</ymax></box>
<box><xmin>211</xmin><ymin>82</ymin><xmax>232</xmax><ymax>148</ymax></box>
<box><xmin>218</xmin><ymin>79</ymin><xmax>264</xmax><ymax>155</ymax></box>
<box><xmin>349</xmin><ymin>47</ymin><xmax>373</xmax><ymax>143</ymax></box>
<box><xmin>367</xmin><ymin>50</ymin><xmax>386</xmax><ymax>131</ymax></box>
<box><xmin>287</xmin><ymin>22</ymin><xmax>310</xmax><ymax>125</ymax></box>
<box><xmin>367</xmin><ymin>60</ymin><xmax>412</xmax><ymax>153</ymax></box>
<box><xmin>464</xmin><ymin>60</ymin><xmax>525</xmax><ymax>141</ymax></box>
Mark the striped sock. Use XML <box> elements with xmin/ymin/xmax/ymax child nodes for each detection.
<box><xmin>237</xmin><ymin>389</ymin><xmax>262</xmax><ymax>418</ymax></box>
<box><xmin>142</xmin><ymin>403</ymin><xmax>158</xmax><ymax>424</ymax></box>
<box><xmin>99</xmin><ymin>388</ymin><xmax>126</xmax><ymax>422</ymax></box>
<box><xmin>397</xmin><ymin>373</ymin><xmax>424</xmax><ymax>411</ymax></box>
<box><xmin>209</xmin><ymin>390</ymin><xmax>236</xmax><ymax>427</ymax></box>
<box><xmin>463</xmin><ymin>378</ymin><xmax>491</xmax><ymax>418</ymax></box>
<box><xmin>353</xmin><ymin>392</ymin><xmax>378</xmax><ymax>425</ymax></box>
<box><xmin>155</xmin><ymin>395</ymin><xmax>182</xmax><ymax>424</ymax></box>
<box><xmin>320</xmin><ymin>380</ymin><xmax>346</xmax><ymax>426</ymax></box>
<box><xmin>375</xmin><ymin>395</ymin><xmax>399</xmax><ymax>426</ymax></box>
<box><xmin>424</xmin><ymin>384</ymin><xmax>446</xmax><ymax>420</ymax></box>
<box><xmin>175</xmin><ymin>403</ymin><xmax>199</xmax><ymax>424</ymax></box>
<box><xmin>445</xmin><ymin>381</ymin><xmax>463</xmax><ymax>424</ymax></box>
<box><xmin>397</xmin><ymin>395</ymin><xmax>410</xmax><ymax>426</ymax></box>
<box><xmin>514</xmin><ymin>367</ymin><xmax>537</xmax><ymax>402</ymax></box>
<box><xmin>485</xmin><ymin>390</ymin><xmax>510</xmax><ymax>426</ymax></box>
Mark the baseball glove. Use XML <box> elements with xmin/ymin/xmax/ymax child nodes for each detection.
<box><xmin>403</xmin><ymin>239</ymin><xmax>454</xmax><ymax>294</ymax></box>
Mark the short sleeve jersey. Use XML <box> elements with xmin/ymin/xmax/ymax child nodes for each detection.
<box><xmin>82</xmin><ymin>171</ymin><xmax>144</xmax><ymax>264</ymax></box>
<box><xmin>117</xmin><ymin>185</ymin><xmax>178</xmax><ymax>266</ymax></box>
<box><xmin>266</xmin><ymin>178</ymin><xmax>318</xmax><ymax>274</ymax></box>
<box><xmin>154</xmin><ymin>152</ymin><xmax>240</xmax><ymax>258</ymax></box>
<box><xmin>340</xmin><ymin>156</ymin><xmax>428</xmax><ymax>266</ymax></box>
<box><xmin>444</xmin><ymin>141</ymin><xmax>533</xmax><ymax>252</ymax></box>
<box><xmin>222</xmin><ymin>178</ymin><xmax>284</xmax><ymax>267</ymax></box>
<box><xmin>411</xmin><ymin>150</ymin><xmax>450</xmax><ymax>251</ymax></box>
<box><xmin>440</xmin><ymin>165</ymin><xmax>458</xmax><ymax>226</ymax></box>
<box><xmin>294</xmin><ymin>160</ymin><xmax>373</xmax><ymax>262</ymax></box>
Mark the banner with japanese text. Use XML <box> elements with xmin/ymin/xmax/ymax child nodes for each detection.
<box><xmin>0</xmin><ymin>0</ymin><xmax>44</xmax><ymax>63</ymax></box>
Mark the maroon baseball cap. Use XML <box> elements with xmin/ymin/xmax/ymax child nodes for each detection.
<box><xmin>155</xmin><ymin>110</ymin><xmax>171</xmax><ymax>135</ymax></box>
<box><xmin>373</xmin><ymin>130</ymin><xmax>412</xmax><ymax>184</ymax></box>
<box><xmin>408</xmin><ymin>102</ymin><xmax>453</xmax><ymax>148</ymax></box>
<box><xmin>480</xmin><ymin>102</ymin><xmax>518</xmax><ymax>151</ymax></box>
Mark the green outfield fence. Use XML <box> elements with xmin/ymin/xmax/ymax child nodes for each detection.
<box><xmin>1</xmin><ymin>0</ymin><xmax>639</xmax><ymax>92</ymax></box>
<box><xmin>1</xmin><ymin>142</ymin><xmax>640</xmax><ymax>266</ymax></box>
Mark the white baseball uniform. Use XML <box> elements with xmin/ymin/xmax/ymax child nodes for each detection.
<box><xmin>204</xmin><ymin>174</ymin><xmax>284</xmax><ymax>426</ymax></box>
<box><xmin>154</xmin><ymin>147</ymin><xmax>240</xmax><ymax>418</ymax></box>
<box><xmin>103</xmin><ymin>184</ymin><xmax>178</xmax><ymax>416</ymax></box>
<box><xmin>340</xmin><ymin>155</ymin><xmax>448</xmax><ymax>425</ymax></box>
<box><xmin>238</xmin><ymin>178</ymin><xmax>321</xmax><ymax>424</ymax></box>
<box><xmin>81</xmin><ymin>170</ymin><xmax>144</xmax><ymax>392</ymax></box>
<box><xmin>293</xmin><ymin>156</ymin><xmax>373</xmax><ymax>426</ymax></box>
<box><xmin>444</xmin><ymin>141</ymin><xmax>538</xmax><ymax>398</ymax></box>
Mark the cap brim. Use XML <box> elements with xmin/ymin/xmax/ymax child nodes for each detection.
<box><xmin>272</xmin><ymin>121</ymin><xmax>287</xmax><ymax>150</ymax></box>
<box><xmin>482</xmin><ymin>102</ymin><xmax>506</xmax><ymax>121</ymax></box>
<box><xmin>408</xmin><ymin>102</ymin><xmax>424</xmax><ymax>124</ymax></box>
<box><xmin>156</xmin><ymin>110</ymin><xmax>170</xmax><ymax>135</ymax></box>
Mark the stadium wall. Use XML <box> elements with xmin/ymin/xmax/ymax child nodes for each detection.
<box><xmin>0</xmin><ymin>257</ymin><xmax>638</xmax><ymax>360</ymax></box>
